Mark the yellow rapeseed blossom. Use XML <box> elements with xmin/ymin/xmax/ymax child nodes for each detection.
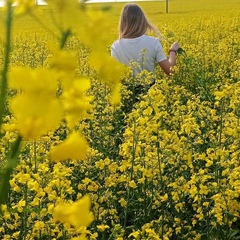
<box><xmin>89</xmin><ymin>51</ymin><xmax>125</xmax><ymax>104</ymax></box>
<box><xmin>48</xmin><ymin>47</ymin><xmax>78</xmax><ymax>73</ymax></box>
<box><xmin>53</xmin><ymin>195</ymin><xmax>94</xmax><ymax>229</ymax></box>
<box><xmin>8</xmin><ymin>67</ymin><xmax>59</xmax><ymax>93</ymax></box>
<box><xmin>12</xmin><ymin>0</ymin><xmax>36</xmax><ymax>15</ymax></box>
<box><xmin>129</xmin><ymin>230</ymin><xmax>140</xmax><ymax>238</ymax></box>
<box><xmin>89</xmin><ymin>51</ymin><xmax>126</xmax><ymax>87</ymax></box>
<box><xmin>97</xmin><ymin>224</ymin><xmax>110</xmax><ymax>232</ymax></box>
<box><xmin>78</xmin><ymin>10</ymin><xmax>112</xmax><ymax>50</ymax></box>
<box><xmin>10</xmin><ymin>94</ymin><xmax>62</xmax><ymax>139</ymax></box>
<box><xmin>199</xmin><ymin>184</ymin><xmax>209</xmax><ymax>195</ymax></box>
<box><xmin>8</xmin><ymin>67</ymin><xmax>63</xmax><ymax>139</ymax></box>
<box><xmin>46</xmin><ymin>0</ymin><xmax>86</xmax><ymax>33</ymax></box>
<box><xmin>63</xmin><ymin>78</ymin><xmax>93</xmax><ymax>129</ymax></box>
<box><xmin>49</xmin><ymin>131</ymin><xmax>89</xmax><ymax>161</ymax></box>
<box><xmin>110</xmin><ymin>82</ymin><xmax>122</xmax><ymax>105</ymax></box>
<box><xmin>129</xmin><ymin>180</ymin><xmax>137</xmax><ymax>189</ymax></box>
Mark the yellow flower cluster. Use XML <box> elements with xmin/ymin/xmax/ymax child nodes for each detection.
<box><xmin>9</xmin><ymin>67</ymin><xmax>63</xmax><ymax>139</ymax></box>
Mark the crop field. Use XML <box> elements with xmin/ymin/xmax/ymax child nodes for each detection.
<box><xmin>0</xmin><ymin>0</ymin><xmax>239</xmax><ymax>239</ymax></box>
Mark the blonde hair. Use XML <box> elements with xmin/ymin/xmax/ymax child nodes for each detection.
<box><xmin>119</xmin><ymin>3</ymin><xmax>160</xmax><ymax>39</ymax></box>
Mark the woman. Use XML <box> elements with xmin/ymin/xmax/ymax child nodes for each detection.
<box><xmin>111</xmin><ymin>3</ymin><xmax>180</xmax><ymax>76</ymax></box>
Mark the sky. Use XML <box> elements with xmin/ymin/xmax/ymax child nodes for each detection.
<box><xmin>0</xmin><ymin>0</ymin><xmax>47</xmax><ymax>6</ymax></box>
<box><xmin>0</xmin><ymin>0</ymin><xmax>159</xmax><ymax>6</ymax></box>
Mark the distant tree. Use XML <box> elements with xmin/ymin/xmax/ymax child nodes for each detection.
<box><xmin>166</xmin><ymin>0</ymin><xmax>169</xmax><ymax>13</ymax></box>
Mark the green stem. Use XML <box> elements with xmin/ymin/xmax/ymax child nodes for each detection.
<box><xmin>60</xmin><ymin>29</ymin><xmax>71</xmax><ymax>49</ymax></box>
<box><xmin>124</xmin><ymin>120</ymin><xmax>138</xmax><ymax>229</ymax></box>
<box><xmin>156</xmin><ymin>131</ymin><xmax>165</xmax><ymax>238</ymax></box>
<box><xmin>0</xmin><ymin>1</ymin><xmax>13</xmax><ymax>134</ymax></box>
<box><xmin>22</xmin><ymin>183</ymin><xmax>28</xmax><ymax>240</ymax></box>
<box><xmin>34</xmin><ymin>140</ymin><xmax>37</xmax><ymax>173</ymax></box>
<box><xmin>0</xmin><ymin>135</ymin><xmax>22</xmax><ymax>208</ymax></box>
<box><xmin>219</xmin><ymin>99</ymin><xmax>225</xmax><ymax>147</ymax></box>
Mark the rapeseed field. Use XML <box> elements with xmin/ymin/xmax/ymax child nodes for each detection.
<box><xmin>0</xmin><ymin>0</ymin><xmax>239</xmax><ymax>239</ymax></box>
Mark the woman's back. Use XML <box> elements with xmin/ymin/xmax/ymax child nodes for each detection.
<box><xmin>111</xmin><ymin>35</ymin><xmax>167</xmax><ymax>75</ymax></box>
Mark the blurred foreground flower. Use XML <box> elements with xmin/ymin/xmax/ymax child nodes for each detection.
<box><xmin>89</xmin><ymin>52</ymin><xmax>125</xmax><ymax>104</ymax></box>
<box><xmin>12</xmin><ymin>0</ymin><xmax>37</xmax><ymax>15</ymax></box>
<box><xmin>48</xmin><ymin>46</ymin><xmax>78</xmax><ymax>74</ymax></box>
<box><xmin>78</xmin><ymin>10</ymin><xmax>112</xmax><ymax>50</ymax></box>
<box><xmin>8</xmin><ymin>67</ymin><xmax>63</xmax><ymax>139</ymax></box>
<box><xmin>63</xmin><ymin>78</ymin><xmax>93</xmax><ymax>129</ymax></box>
<box><xmin>49</xmin><ymin>131</ymin><xmax>89</xmax><ymax>162</ymax></box>
<box><xmin>46</xmin><ymin>0</ymin><xmax>86</xmax><ymax>34</ymax></box>
<box><xmin>53</xmin><ymin>195</ymin><xmax>94</xmax><ymax>229</ymax></box>
<box><xmin>10</xmin><ymin>95</ymin><xmax>62</xmax><ymax>139</ymax></box>
<box><xmin>8</xmin><ymin>67</ymin><xmax>59</xmax><ymax>93</ymax></box>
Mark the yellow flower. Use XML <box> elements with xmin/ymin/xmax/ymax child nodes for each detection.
<box><xmin>199</xmin><ymin>184</ymin><xmax>209</xmax><ymax>195</ymax></box>
<box><xmin>8</xmin><ymin>67</ymin><xmax>63</xmax><ymax>139</ymax></box>
<box><xmin>33</xmin><ymin>221</ymin><xmax>45</xmax><ymax>231</ymax></box>
<box><xmin>71</xmin><ymin>237</ymin><xmax>87</xmax><ymax>240</ymax></box>
<box><xmin>129</xmin><ymin>230</ymin><xmax>140</xmax><ymax>238</ymax></box>
<box><xmin>89</xmin><ymin>52</ymin><xmax>125</xmax><ymax>86</ymax></box>
<box><xmin>49</xmin><ymin>131</ymin><xmax>89</xmax><ymax>161</ymax></box>
<box><xmin>77</xmin><ymin>10</ymin><xmax>112</xmax><ymax>50</ymax></box>
<box><xmin>9</xmin><ymin>67</ymin><xmax>63</xmax><ymax>139</ymax></box>
<box><xmin>118</xmin><ymin>198</ymin><xmax>127</xmax><ymax>207</ymax></box>
<box><xmin>8</xmin><ymin>67</ymin><xmax>59</xmax><ymax>94</ymax></box>
<box><xmin>175</xmin><ymin>226</ymin><xmax>181</xmax><ymax>234</ymax></box>
<box><xmin>12</xmin><ymin>0</ymin><xmax>36</xmax><ymax>15</ymax></box>
<box><xmin>53</xmin><ymin>195</ymin><xmax>94</xmax><ymax>229</ymax></box>
<box><xmin>97</xmin><ymin>224</ymin><xmax>110</xmax><ymax>232</ymax></box>
<box><xmin>46</xmin><ymin>0</ymin><xmax>86</xmax><ymax>33</ymax></box>
<box><xmin>10</xmin><ymin>94</ymin><xmax>63</xmax><ymax>139</ymax></box>
<box><xmin>129</xmin><ymin>180</ymin><xmax>137</xmax><ymax>189</ymax></box>
<box><xmin>89</xmin><ymin>52</ymin><xmax>125</xmax><ymax>104</ymax></box>
<box><xmin>110</xmin><ymin>82</ymin><xmax>122</xmax><ymax>105</ymax></box>
<box><xmin>63</xmin><ymin>78</ymin><xmax>93</xmax><ymax>129</ymax></box>
<box><xmin>189</xmin><ymin>184</ymin><xmax>198</xmax><ymax>198</ymax></box>
<box><xmin>47</xmin><ymin>43</ymin><xmax>78</xmax><ymax>90</ymax></box>
<box><xmin>161</xmin><ymin>193</ymin><xmax>168</xmax><ymax>202</ymax></box>
<box><xmin>14</xmin><ymin>199</ymin><xmax>26</xmax><ymax>212</ymax></box>
<box><xmin>48</xmin><ymin>47</ymin><xmax>78</xmax><ymax>73</ymax></box>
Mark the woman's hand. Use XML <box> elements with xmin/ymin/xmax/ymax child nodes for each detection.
<box><xmin>158</xmin><ymin>42</ymin><xmax>181</xmax><ymax>75</ymax></box>
<box><xmin>170</xmin><ymin>42</ymin><xmax>180</xmax><ymax>51</ymax></box>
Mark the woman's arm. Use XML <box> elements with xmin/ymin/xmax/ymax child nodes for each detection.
<box><xmin>158</xmin><ymin>42</ymin><xmax>180</xmax><ymax>75</ymax></box>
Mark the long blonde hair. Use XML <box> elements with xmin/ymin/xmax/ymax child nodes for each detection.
<box><xmin>119</xmin><ymin>3</ymin><xmax>160</xmax><ymax>39</ymax></box>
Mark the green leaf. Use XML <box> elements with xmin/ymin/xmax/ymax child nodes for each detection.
<box><xmin>177</xmin><ymin>47</ymin><xmax>187</xmax><ymax>57</ymax></box>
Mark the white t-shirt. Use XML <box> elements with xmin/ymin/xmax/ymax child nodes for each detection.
<box><xmin>111</xmin><ymin>34</ymin><xmax>167</xmax><ymax>75</ymax></box>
